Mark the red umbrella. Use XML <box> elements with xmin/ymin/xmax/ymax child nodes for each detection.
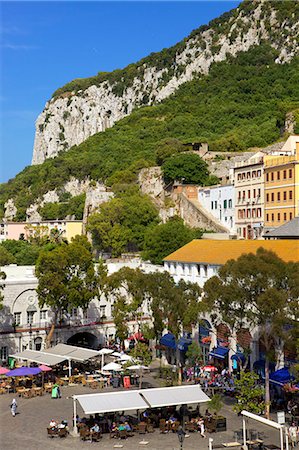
<box><xmin>0</xmin><ymin>367</ymin><xmax>9</xmax><ymax>375</ymax></box>
<box><xmin>203</xmin><ymin>365</ymin><xmax>218</xmax><ymax>372</ymax></box>
<box><xmin>39</xmin><ymin>365</ymin><xmax>52</xmax><ymax>372</ymax></box>
<box><xmin>128</xmin><ymin>332</ymin><xmax>145</xmax><ymax>341</ymax></box>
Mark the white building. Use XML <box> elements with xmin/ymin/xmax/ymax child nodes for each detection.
<box><xmin>0</xmin><ymin>260</ymin><xmax>164</xmax><ymax>363</ymax></box>
<box><xmin>198</xmin><ymin>184</ymin><xmax>235</xmax><ymax>233</ymax></box>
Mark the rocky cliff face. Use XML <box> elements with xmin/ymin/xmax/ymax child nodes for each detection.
<box><xmin>32</xmin><ymin>0</ymin><xmax>299</xmax><ymax>165</ymax></box>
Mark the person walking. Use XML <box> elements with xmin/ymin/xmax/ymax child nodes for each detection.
<box><xmin>289</xmin><ymin>423</ymin><xmax>298</xmax><ymax>448</ymax></box>
<box><xmin>10</xmin><ymin>398</ymin><xmax>17</xmax><ymax>417</ymax></box>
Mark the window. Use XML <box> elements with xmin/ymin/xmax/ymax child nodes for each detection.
<box><xmin>211</xmin><ymin>201</ymin><xmax>213</xmax><ymax>210</ymax></box>
<box><xmin>266</xmin><ymin>214</ymin><xmax>269</xmax><ymax>222</ymax></box>
<box><xmin>257</xmin><ymin>208</ymin><xmax>261</xmax><ymax>218</ymax></box>
<box><xmin>215</xmin><ymin>201</ymin><xmax>217</xmax><ymax>209</ymax></box>
<box><xmin>247</xmin><ymin>172</ymin><xmax>250</xmax><ymax>179</ymax></box>
<box><xmin>252</xmin><ymin>171</ymin><xmax>256</xmax><ymax>178</ymax></box>
<box><xmin>72</xmin><ymin>308</ymin><xmax>78</xmax><ymax>317</ymax></box>
<box><xmin>284</xmin><ymin>213</ymin><xmax>287</xmax><ymax>221</ymax></box>
<box><xmin>266</xmin><ymin>173</ymin><xmax>269</xmax><ymax>182</ymax></box>
<box><xmin>14</xmin><ymin>312</ymin><xmax>21</xmax><ymax>326</ymax></box>
<box><xmin>242</xmin><ymin>191</ymin><xmax>245</xmax><ymax>199</ymax></box>
<box><xmin>271</xmin><ymin>214</ymin><xmax>274</xmax><ymax>222</ymax></box>
<box><xmin>289</xmin><ymin>169</ymin><xmax>292</xmax><ymax>178</ymax></box>
<box><xmin>203</xmin><ymin>265</ymin><xmax>208</xmax><ymax>277</ymax></box>
<box><xmin>237</xmin><ymin>174</ymin><xmax>241</xmax><ymax>181</ymax></box>
<box><xmin>99</xmin><ymin>305</ymin><xmax>106</xmax><ymax>317</ymax></box>
<box><xmin>283</xmin><ymin>191</ymin><xmax>287</xmax><ymax>201</ymax></box>
<box><xmin>277</xmin><ymin>213</ymin><xmax>280</xmax><ymax>222</ymax></box>
<box><xmin>266</xmin><ymin>193</ymin><xmax>269</xmax><ymax>202</ymax></box>
<box><xmin>277</xmin><ymin>192</ymin><xmax>280</xmax><ymax>202</ymax></box>
<box><xmin>228</xmin><ymin>199</ymin><xmax>232</xmax><ymax>208</ymax></box>
<box><xmin>253</xmin><ymin>189</ymin><xmax>256</xmax><ymax>198</ymax></box>
<box><xmin>283</xmin><ymin>170</ymin><xmax>287</xmax><ymax>179</ymax></box>
<box><xmin>40</xmin><ymin>310</ymin><xmax>47</xmax><ymax>321</ymax></box>
<box><xmin>277</xmin><ymin>171</ymin><xmax>280</xmax><ymax>180</ymax></box>
<box><xmin>258</xmin><ymin>188</ymin><xmax>261</xmax><ymax>197</ymax></box>
<box><xmin>252</xmin><ymin>209</ymin><xmax>256</xmax><ymax>218</ymax></box>
<box><xmin>271</xmin><ymin>172</ymin><xmax>274</xmax><ymax>181</ymax></box>
<box><xmin>289</xmin><ymin>191</ymin><xmax>293</xmax><ymax>200</ymax></box>
<box><xmin>247</xmin><ymin>209</ymin><xmax>251</xmax><ymax>219</ymax></box>
<box><xmin>27</xmin><ymin>311</ymin><xmax>34</xmax><ymax>324</ymax></box>
<box><xmin>0</xmin><ymin>346</ymin><xmax>8</xmax><ymax>361</ymax></box>
<box><xmin>248</xmin><ymin>190</ymin><xmax>251</xmax><ymax>199</ymax></box>
<box><xmin>271</xmin><ymin>193</ymin><xmax>274</xmax><ymax>202</ymax></box>
<box><xmin>223</xmin><ymin>200</ymin><xmax>227</xmax><ymax>209</ymax></box>
<box><xmin>290</xmin><ymin>212</ymin><xmax>293</xmax><ymax>220</ymax></box>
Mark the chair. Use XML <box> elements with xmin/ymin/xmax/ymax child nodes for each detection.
<box><xmin>79</xmin><ymin>427</ymin><xmax>91</xmax><ymax>441</ymax></box>
<box><xmin>91</xmin><ymin>431</ymin><xmax>101</xmax><ymax>442</ymax></box>
<box><xmin>58</xmin><ymin>428</ymin><xmax>68</xmax><ymax>438</ymax></box>
<box><xmin>81</xmin><ymin>378</ymin><xmax>87</xmax><ymax>387</ymax></box>
<box><xmin>110</xmin><ymin>430</ymin><xmax>119</xmax><ymax>439</ymax></box>
<box><xmin>147</xmin><ymin>423</ymin><xmax>155</xmax><ymax>433</ymax></box>
<box><xmin>159</xmin><ymin>419</ymin><xmax>167</xmax><ymax>433</ymax></box>
<box><xmin>119</xmin><ymin>430</ymin><xmax>128</xmax><ymax>440</ymax></box>
<box><xmin>23</xmin><ymin>390</ymin><xmax>33</xmax><ymax>399</ymax></box>
<box><xmin>47</xmin><ymin>428</ymin><xmax>58</xmax><ymax>438</ymax></box>
<box><xmin>138</xmin><ymin>422</ymin><xmax>147</xmax><ymax>434</ymax></box>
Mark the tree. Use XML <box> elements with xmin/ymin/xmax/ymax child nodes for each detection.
<box><xmin>1</xmin><ymin>239</ymin><xmax>41</xmax><ymax>265</ymax></box>
<box><xmin>203</xmin><ymin>248</ymin><xmax>299</xmax><ymax>418</ymax></box>
<box><xmin>129</xmin><ymin>342</ymin><xmax>152</xmax><ymax>388</ymax></box>
<box><xmin>142</xmin><ymin>216</ymin><xmax>202</xmax><ymax>264</ymax></box>
<box><xmin>155</xmin><ymin>138</ymin><xmax>185</xmax><ymax>165</ymax></box>
<box><xmin>186</xmin><ymin>342</ymin><xmax>202</xmax><ymax>367</ymax></box>
<box><xmin>162</xmin><ymin>153</ymin><xmax>210</xmax><ymax>185</ymax></box>
<box><xmin>35</xmin><ymin>235</ymin><xmax>98</xmax><ymax>347</ymax></box>
<box><xmin>234</xmin><ymin>372</ymin><xmax>265</xmax><ymax>415</ymax></box>
<box><xmin>24</xmin><ymin>224</ymin><xmax>49</xmax><ymax>246</ymax></box>
<box><xmin>87</xmin><ymin>190</ymin><xmax>159</xmax><ymax>256</ymax></box>
<box><xmin>209</xmin><ymin>394</ymin><xmax>224</xmax><ymax>417</ymax></box>
<box><xmin>0</xmin><ymin>245</ymin><xmax>16</xmax><ymax>266</ymax></box>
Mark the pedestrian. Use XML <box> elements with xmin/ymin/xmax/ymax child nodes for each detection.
<box><xmin>10</xmin><ymin>398</ymin><xmax>17</xmax><ymax>417</ymax></box>
<box><xmin>289</xmin><ymin>423</ymin><xmax>297</xmax><ymax>448</ymax></box>
<box><xmin>198</xmin><ymin>417</ymin><xmax>206</xmax><ymax>438</ymax></box>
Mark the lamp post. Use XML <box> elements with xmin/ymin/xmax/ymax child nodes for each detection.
<box><xmin>177</xmin><ymin>426</ymin><xmax>185</xmax><ymax>450</ymax></box>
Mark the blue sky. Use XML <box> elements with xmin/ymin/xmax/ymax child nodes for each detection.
<box><xmin>0</xmin><ymin>1</ymin><xmax>240</xmax><ymax>183</ymax></box>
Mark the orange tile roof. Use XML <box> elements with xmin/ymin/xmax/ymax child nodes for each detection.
<box><xmin>163</xmin><ymin>239</ymin><xmax>299</xmax><ymax>265</ymax></box>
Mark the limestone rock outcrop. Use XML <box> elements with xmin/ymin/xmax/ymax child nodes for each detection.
<box><xmin>32</xmin><ymin>1</ymin><xmax>299</xmax><ymax>165</ymax></box>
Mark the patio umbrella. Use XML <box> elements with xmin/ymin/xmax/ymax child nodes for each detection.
<box><xmin>118</xmin><ymin>354</ymin><xmax>133</xmax><ymax>362</ymax></box>
<box><xmin>111</xmin><ymin>351</ymin><xmax>122</xmax><ymax>358</ymax></box>
<box><xmin>102</xmin><ymin>362</ymin><xmax>122</xmax><ymax>372</ymax></box>
<box><xmin>6</xmin><ymin>367</ymin><xmax>41</xmax><ymax>377</ymax></box>
<box><xmin>202</xmin><ymin>366</ymin><xmax>218</xmax><ymax>372</ymax></box>
<box><xmin>98</xmin><ymin>348</ymin><xmax>114</xmax><ymax>369</ymax></box>
<box><xmin>127</xmin><ymin>365</ymin><xmax>149</xmax><ymax>389</ymax></box>
<box><xmin>39</xmin><ymin>365</ymin><xmax>52</xmax><ymax>389</ymax></box>
<box><xmin>0</xmin><ymin>367</ymin><xmax>9</xmax><ymax>375</ymax></box>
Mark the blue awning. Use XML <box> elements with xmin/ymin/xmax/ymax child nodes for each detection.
<box><xmin>231</xmin><ymin>352</ymin><xmax>245</xmax><ymax>363</ymax></box>
<box><xmin>160</xmin><ymin>333</ymin><xmax>176</xmax><ymax>350</ymax></box>
<box><xmin>269</xmin><ymin>368</ymin><xmax>294</xmax><ymax>386</ymax></box>
<box><xmin>209</xmin><ymin>347</ymin><xmax>229</xmax><ymax>360</ymax></box>
<box><xmin>178</xmin><ymin>338</ymin><xmax>192</xmax><ymax>352</ymax></box>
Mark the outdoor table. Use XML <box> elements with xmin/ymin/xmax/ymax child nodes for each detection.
<box><xmin>60</xmin><ymin>377</ymin><xmax>69</xmax><ymax>385</ymax></box>
<box><xmin>44</xmin><ymin>383</ymin><xmax>53</xmax><ymax>393</ymax></box>
<box><xmin>20</xmin><ymin>388</ymin><xmax>31</xmax><ymax>398</ymax></box>
<box><xmin>32</xmin><ymin>387</ymin><xmax>43</xmax><ymax>396</ymax></box>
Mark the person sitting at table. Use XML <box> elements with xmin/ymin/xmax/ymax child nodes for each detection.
<box><xmin>58</xmin><ymin>420</ymin><xmax>68</xmax><ymax>431</ymax></box>
<box><xmin>118</xmin><ymin>423</ymin><xmax>126</xmax><ymax>431</ymax></box>
<box><xmin>111</xmin><ymin>422</ymin><xmax>118</xmax><ymax>432</ymax></box>
<box><xmin>91</xmin><ymin>423</ymin><xmax>100</xmax><ymax>434</ymax></box>
<box><xmin>49</xmin><ymin>419</ymin><xmax>58</xmax><ymax>430</ymax></box>
<box><xmin>124</xmin><ymin>422</ymin><xmax>132</xmax><ymax>432</ymax></box>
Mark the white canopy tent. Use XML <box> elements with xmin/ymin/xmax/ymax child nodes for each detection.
<box><xmin>11</xmin><ymin>344</ymin><xmax>102</xmax><ymax>376</ymax></box>
<box><xmin>10</xmin><ymin>349</ymin><xmax>66</xmax><ymax>366</ymax></box>
<box><xmin>98</xmin><ymin>348</ymin><xmax>114</xmax><ymax>369</ymax></box>
<box><xmin>140</xmin><ymin>385</ymin><xmax>210</xmax><ymax>408</ymax></box>
<box><xmin>72</xmin><ymin>385</ymin><xmax>210</xmax><ymax>434</ymax></box>
<box><xmin>102</xmin><ymin>362</ymin><xmax>122</xmax><ymax>372</ymax></box>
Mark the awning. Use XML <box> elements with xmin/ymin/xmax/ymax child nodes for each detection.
<box><xmin>74</xmin><ymin>390</ymin><xmax>149</xmax><ymax>415</ymax></box>
<box><xmin>44</xmin><ymin>343</ymin><xmax>101</xmax><ymax>362</ymax></box>
<box><xmin>74</xmin><ymin>385</ymin><xmax>210</xmax><ymax>415</ymax></box>
<box><xmin>177</xmin><ymin>338</ymin><xmax>192</xmax><ymax>352</ymax></box>
<box><xmin>10</xmin><ymin>350</ymin><xmax>66</xmax><ymax>366</ymax></box>
<box><xmin>231</xmin><ymin>352</ymin><xmax>245</xmax><ymax>363</ymax></box>
<box><xmin>209</xmin><ymin>346</ymin><xmax>229</xmax><ymax>360</ymax></box>
<box><xmin>269</xmin><ymin>368</ymin><xmax>294</xmax><ymax>386</ymax></box>
<box><xmin>160</xmin><ymin>333</ymin><xmax>176</xmax><ymax>350</ymax></box>
<box><xmin>141</xmin><ymin>385</ymin><xmax>210</xmax><ymax>408</ymax></box>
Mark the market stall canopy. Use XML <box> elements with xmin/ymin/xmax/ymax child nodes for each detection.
<box><xmin>75</xmin><ymin>390</ymin><xmax>149</xmax><ymax>415</ymax></box>
<box><xmin>6</xmin><ymin>366</ymin><xmax>41</xmax><ymax>377</ymax></box>
<box><xmin>39</xmin><ymin>364</ymin><xmax>52</xmax><ymax>372</ymax></box>
<box><xmin>140</xmin><ymin>385</ymin><xmax>210</xmax><ymax>408</ymax></box>
<box><xmin>160</xmin><ymin>333</ymin><xmax>176</xmax><ymax>350</ymax></box>
<box><xmin>0</xmin><ymin>367</ymin><xmax>9</xmax><ymax>375</ymax></box>
<box><xmin>102</xmin><ymin>362</ymin><xmax>122</xmax><ymax>372</ymax></box>
<box><xmin>10</xmin><ymin>350</ymin><xmax>66</xmax><ymax>366</ymax></box>
<box><xmin>44</xmin><ymin>343</ymin><xmax>101</xmax><ymax>362</ymax></box>
<box><xmin>177</xmin><ymin>337</ymin><xmax>192</xmax><ymax>352</ymax></box>
<box><xmin>231</xmin><ymin>352</ymin><xmax>245</xmax><ymax>363</ymax></box>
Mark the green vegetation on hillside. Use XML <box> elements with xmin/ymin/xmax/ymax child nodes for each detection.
<box><xmin>1</xmin><ymin>44</ymin><xmax>299</xmax><ymax>220</ymax></box>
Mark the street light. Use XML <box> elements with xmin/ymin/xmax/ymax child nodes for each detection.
<box><xmin>177</xmin><ymin>425</ymin><xmax>185</xmax><ymax>450</ymax></box>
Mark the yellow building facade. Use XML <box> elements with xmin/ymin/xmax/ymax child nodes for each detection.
<box><xmin>264</xmin><ymin>142</ymin><xmax>299</xmax><ymax>229</ymax></box>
